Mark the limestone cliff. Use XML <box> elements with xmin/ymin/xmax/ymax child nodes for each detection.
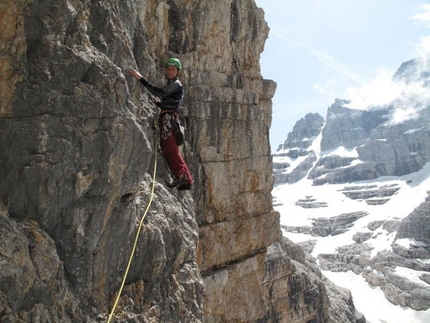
<box><xmin>273</xmin><ymin>57</ymin><xmax>430</xmax><ymax>317</ymax></box>
<box><xmin>0</xmin><ymin>1</ymin><xmax>363</xmax><ymax>322</ymax></box>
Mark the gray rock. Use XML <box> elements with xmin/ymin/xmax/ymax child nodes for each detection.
<box><xmin>273</xmin><ymin>113</ymin><xmax>324</xmax><ymax>184</ymax></box>
<box><xmin>396</xmin><ymin>192</ymin><xmax>430</xmax><ymax>243</ymax></box>
<box><xmin>277</xmin><ymin>113</ymin><xmax>325</xmax><ymax>151</ymax></box>
<box><xmin>367</xmin><ymin>220</ymin><xmax>385</xmax><ymax>231</ymax></box>
<box><xmin>321</xmin><ymin>99</ymin><xmax>391</xmax><ymax>152</ymax></box>
<box><xmin>281</xmin><ymin>224</ymin><xmax>313</xmax><ymax>234</ymax></box>
<box><xmin>317</xmin><ymin>244</ymin><xmax>373</xmax><ymax>272</ymax></box>
<box><xmin>420</xmin><ymin>273</ymin><xmax>430</xmax><ymax>285</ymax></box>
<box><xmin>311</xmin><ymin>212</ymin><xmax>368</xmax><ymax>237</ymax></box>
<box><xmin>263</xmin><ymin>237</ymin><xmax>366</xmax><ymax>323</ymax></box>
<box><xmin>340</xmin><ymin>184</ymin><xmax>400</xmax><ymax>201</ymax></box>
<box><xmin>352</xmin><ymin>232</ymin><xmax>373</xmax><ymax>243</ymax></box>
<box><xmin>384</xmin><ymin>271</ymin><xmax>430</xmax><ymax>310</ymax></box>
<box><xmin>272</xmin><ymin>57</ymin><xmax>430</xmax><ymax>315</ymax></box>
<box><xmin>287</xmin><ymin>152</ymin><xmax>318</xmax><ymax>184</ymax></box>
<box><xmin>295</xmin><ymin>195</ymin><xmax>328</xmax><ymax>209</ymax></box>
<box><xmin>297</xmin><ymin>240</ymin><xmax>318</xmax><ymax>254</ymax></box>
<box><xmin>382</xmin><ymin>220</ymin><xmax>401</xmax><ymax>233</ymax></box>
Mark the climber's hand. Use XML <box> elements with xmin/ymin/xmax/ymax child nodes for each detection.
<box><xmin>129</xmin><ymin>69</ymin><xmax>142</xmax><ymax>80</ymax></box>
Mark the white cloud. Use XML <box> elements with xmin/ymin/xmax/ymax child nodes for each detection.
<box><xmin>342</xmin><ymin>5</ymin><xmax>430</xmax><ymax>115</ymax></box>
<box><xmin>270</xmin><ymin>29</ymin><xmax>303</xmax><ymax>49</ymax></box>
<box><xmin>343</xmin><ymin>70</ymin><xmax>403</xmax><ymax>110</ymax></box>
<box><xmin>412</xmin><ymin>4</ymin><xmax>430</xmax><ymax>25</ymax></box>
<box><xmin>313</xmin><ymin>51</ymin><xmax>368</xmax><ymax>84</ymax></box>
<box><xmin>343</xmin><ymin>67</ymin><xmax>430</xmax><ymax>125</ymax></box>
<box><xmin>415</xmin><ymin>35</ymin><xmax>430</xmax><ymax>57</ymax></box>
<box><xmin>389</xmin><ymin>81</ymin><xmax>430</xmax><ymax>124</ymax></box>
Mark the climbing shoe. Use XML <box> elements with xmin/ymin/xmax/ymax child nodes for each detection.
<box><xmin>166</xmin><ymin>175</ymin><xmax>189</xmax><ymax>188</ymax></box>
<box><xmin>177</xmin><ymin>183</ymin><xmax>192</xmax><ymax>191</ymax></box>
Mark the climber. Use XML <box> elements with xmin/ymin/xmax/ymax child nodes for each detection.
<box><xmin>129</xmin><ymin>58</ymin><xmax>193</xmax><ymax>190</ymax></box>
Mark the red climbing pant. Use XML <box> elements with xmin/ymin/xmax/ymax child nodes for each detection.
<box><xmin>159</xmin><ymin>113</ymin><xmax>193</xmax><ymax>184</ymax></box>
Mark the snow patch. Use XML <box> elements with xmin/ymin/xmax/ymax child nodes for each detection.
<box><xmin>273</xmin><ymin>162</ymin><xmax>430</xmax><ymax>322</ymax></box>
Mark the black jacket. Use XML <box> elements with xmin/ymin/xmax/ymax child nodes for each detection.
<box><xmin>140</xmin><ymin>77</ymin><xmax>183</xmax><ymax>113</ymax></box>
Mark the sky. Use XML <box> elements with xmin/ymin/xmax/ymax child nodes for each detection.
<box><xmin>254</xmin><ymin>0</ymin><xmax>430</xmax><ymax>152</ymax></box>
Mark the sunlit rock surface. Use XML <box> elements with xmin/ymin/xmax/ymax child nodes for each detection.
<box><xmin>1</xmin><ymin>1</ymin><xmax>365</xmax><ymax>322</ymax></box>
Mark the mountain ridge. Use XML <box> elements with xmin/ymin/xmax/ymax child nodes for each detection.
<box><xmin>273</xmin><ymin>56</ymin><xmax>430</xmax><ymax>322</ymax></box>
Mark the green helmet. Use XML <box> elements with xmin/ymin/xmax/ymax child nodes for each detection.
<box><xmin>166</xmin><ymin>57</ymin><xmax>182</xmax><ymax>70</ymax></box>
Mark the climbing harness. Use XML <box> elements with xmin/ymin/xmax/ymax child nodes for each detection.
<box><xmin>107</xmin><ymin>118</ymin><xmax>159</xmax><ymax>323</ymax></box>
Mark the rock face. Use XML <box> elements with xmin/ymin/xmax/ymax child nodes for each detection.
<box><xmin>263</xmin><ymin>237</ymin><xmax>366</xmax><ymax>323</ymax></box>
<box><xmin>311</xmin><ymin>212</ymin><xmax>368</xmax><ymax>237</ymax></box>
<box><xmin>274</xmin><ymin>57</ymin><xmax>430</xmax><ymax>316</ymax></box>
<box><xmin>281</xmin><ymin>187</ymin><xmax>430</xmax><ymax>313</ymax></box>
<box><xmin>306</xmin><ymin>100</ymin><xmax>430</xmax><ymax>185</ymax></box>
<box><xmin>273</xmin><ymin>113</ymin><xmax>324</xmax><ymax>184</ymax></box>
<box><xmin>277</xmin><ymin>113</ymin><xmax>325</xmax><ymax>152</ymax></box>
<box><xmin>396</xmin><ymin>192</ymin><xmax>430</xmax><ymax>244</ymax></box>
<box><xmin>0</xmin><ymin>1</ymin><xmax>365</xmax><ymax>322</ymax></box>
<box><xmin>274</xmin><ymin>60</ymin><xmax>430</xmax><ymax>186</ymax></box>
<box><xmin>1</xmin><ymin>1</ymin><xmax>205</xmax><ymax>321</ymax></box>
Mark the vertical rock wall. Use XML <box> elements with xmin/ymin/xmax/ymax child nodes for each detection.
<box><xmin>180</xmin><ymin>1</ymin><xmax>280</xmax><ymax>322</ymax></box>
<box><xmin>1</xmin><ymin>0</ymin><xmax>202</xmax><ymax>322</ymax></box>
<box><xmin>0</xmin><ymin>0</ymin><xmax>28</xmax><ymax>116</ymax></box>
<box><xmin>0</xmin><ymin>0</ymin><xmax>364</xmax><ymax>322</ymax></box>
<box><xmin>0</xmin><ymin>0</ymin><xmax>278</xmax><ymax>322</ymax></box>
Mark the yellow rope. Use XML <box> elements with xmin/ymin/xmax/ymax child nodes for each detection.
<box><xmin>107</xmin><ymin>123</ymin><xmax>158</xmax><ymax>323</ymax></box>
